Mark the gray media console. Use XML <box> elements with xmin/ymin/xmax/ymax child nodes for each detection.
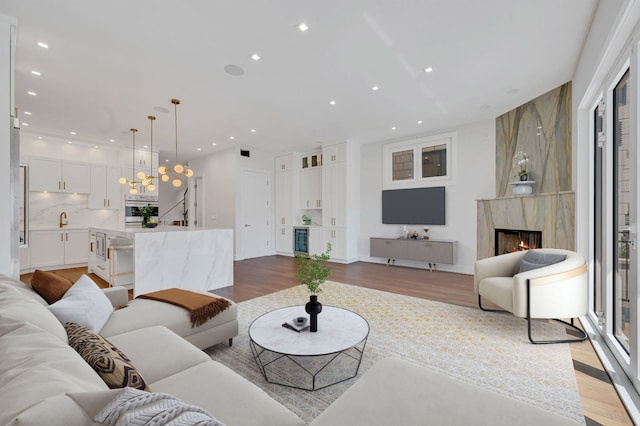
<box><xmin>370</xmin><ymin>237</ymin><xmax>457</xmax><ymax>269</ymax></box>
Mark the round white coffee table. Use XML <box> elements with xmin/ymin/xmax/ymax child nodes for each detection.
<box><xmin>248</xmin><ymin>305</ymin><xmax>369</xmax><ymax>391</ymax></box>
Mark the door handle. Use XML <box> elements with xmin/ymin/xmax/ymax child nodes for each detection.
<box><xmin>244</xmin><ymin>224</ymin><xmax>251</xmax><ymax>227</ymax></box>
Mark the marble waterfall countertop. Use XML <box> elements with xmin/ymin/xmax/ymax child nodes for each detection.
<box><xmin>89</xmin><ymin>226</ymin><xmax>234</xmax><ymax>297</ymax></box>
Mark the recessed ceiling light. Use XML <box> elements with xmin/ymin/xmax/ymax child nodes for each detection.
<box><xmin>229</xmin><ymin>136</ymin><xmax>235</xmax><ymax>140</ymax></box>
<box><xmin>109</xmin><ymin>139</ymin><xmax>115</xmax><ymax>142</ymax></box>
<box><xmin>31</xmin><ymin>70</ymin><xmax>41</xmax><ymax>76</ymax></box>
<box><xmin>297</xmin><ymin>22</ymin><xmax>309</xmax><ymax>32</ymax></box>
<box><xmin>21</xmin><ymin>122</ymin><xmax>29</xmax><ymax>126</ymax></box>
<box><xmin>391</xmin><ymin>126</ymin><xmax>397</xmax><ymax>130</ymax></box>
<box><xmin>250</xmin><ymin>129</ymin><xmax>256</xmax><ymax>133</ymax></box>
<box><xmin>24</xmin><ymin>111</ymin><xmax>32</xmax><ymax>115</ymax></box>
<box><xmin>329</xmin><ymin>100</ymin><xmax>336</xmax><ymax>105</ymax></box>
<box><xmin>212</xmin><ymin>143</ymin><xmax>217</xmax><ymax>146</ymax></box>
<box><xmin>153</xmin><ymin>106</ymin><xmax>170</xmax><ymax>113</ymax></box>
<box><xmin>94</xmin><ymin>145</ymin><xmax>99</xmax><ymax>149</ymax></box>
<box><xmin>371</xmin><ymin>86</ymin><xmax>379</xmax><ymax>91</ymax></box>
<box><xmin>417</xmin><ymin>120</ymin><xmax>423</xmax><ymax>124</ymax></box>
<box><xmin>250</xmin><ymin>53</ymin><xmax>260</xmax><ymax>61</ymax></box>
<box><xmin>424</xmin><ymin>67</ymin><xmax>433</xmax><ymax>73</ymax></box>
<box><xmin>70</xmin><ymin>131</ymin><xmax>76</xmax><ymax>135</ymax></box>
<box><xmin>197</xmin><ymin>148</ymin><xmax>201</xmax><ymax>151</ymax></box>
<box><xmin>165</xmin><ymin>159</ymin><xmax>169</xmax><ymax>163</ymax></box>
<box><xmin>143</xmin><ymin>145</ymin><xmax>148</xmax><ymax>148</ymax></box>
<box><xmin>37</xmin><ymin>136</ymin><xmax>42</xmax><ymax>139</ymax></box>
<box><xmin>507</xmin><ymin>88</ymin><xmax>519</xmax><ymax>94</ymax></box>
<box><xmin>27</xmin><ymin>91</ymin><xmax>37</xmax><ymax>96</ymax></box>
<box><xmin>479</xmin><ymin>105</ymin><xmax>490</xmax><ymax>110</ymax></box>
<box><xmin>37</xmin><ymin>41</ymin><xmax>49</xmax><ymax>49</ymax></box>
<box><xmin>67</xmin><ymin>141</ymin><xmax>72</xmax><ymax>144</ymax></box>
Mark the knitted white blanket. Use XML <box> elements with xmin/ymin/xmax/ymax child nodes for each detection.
<box><xmin>95</xmin><ymin>387</ymin><xmax>225</xmax><ymax>426</ymax></box>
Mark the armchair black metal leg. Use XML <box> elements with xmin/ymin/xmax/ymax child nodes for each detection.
<box><xmin>478</xmin><ymin>295</ymin><xmax>508</xmax><ymax>313</ymax></box>
<box><xmin>527</xmin><ymin>317</ymin><xmax>587</xmax><ymax>344</ymax></box>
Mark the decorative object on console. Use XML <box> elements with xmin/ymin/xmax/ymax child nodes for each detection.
<box><xmin>136</xmin><ymin>115</ymin><xmax>157</xmax><ymax>192</ymax></box>
<box><xmin>295</xmin><ymin>243</ymin><xmax>332</xmax><ymax>332</ymax></box>
<box><xmin>118</xmin><ymin>128</ymin><xmax>141</xmax><ymax>194</ymax></box>
<box><xmin>423</xmin><ymin>227</ymin><xmax>430</xmax><ymax>240</ymax></box>
<box><xmin>158</xmin><ymin>99</ymin><xmax>194</xmax><ymax>188</ymax></box>
<box><xmin>302</xmin><ymin>214</ymin><xmax>312</xmax><ymax>225</ymax></box>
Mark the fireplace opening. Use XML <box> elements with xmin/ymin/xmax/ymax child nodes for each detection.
<box><xmin>495</xmin><ymin>229</ymin><xmax>542</xmax><ymax>256</ymax></box>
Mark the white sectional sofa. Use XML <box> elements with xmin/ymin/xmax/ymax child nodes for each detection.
<box><xmin>0</xmin><ymin>273</ymin><xmax>583</xmax><ymax>426</ymax></box>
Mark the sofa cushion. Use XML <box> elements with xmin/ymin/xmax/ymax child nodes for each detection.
<box><xmin>151</xmin><ymin>361</ymin><xmax>304</xmax><ymax>426</ymax></box>
<box><xmin>0</xmin><ymin>282</ymin><xmax>68</xmax><ymax>342</ymax></box>
<box><xmin>515</xmin><ymin>250</ymin><xmax>566</xmax><ymax>274</ymax></box>
<box><xmin>30</xmin><ymin>269</ymin><xmax>74</xmax><ymax>304</ymax></box>
<box><xmin>100</xmin><ymin>295</ymin><xmax>237</xmax><ymax>342</ymax></box>
<box><xmin>66</xmin><ymin>323</ymin><xmax>150</xmax><ymax>392</ymax></box>
<box><xmin>49</xmin><ymin>275</ymin><xmax>113</xmax><ymax>331</ymax></box>
<box><xmin>0</xmin><ymin>317</ymin><xmax>107</xmax><ymax>426</ymax></box>
<box><xmin>6</xmin><ymin>394</ymin><xmax>98</xmax><ymax>426</ymax></box>
<box><xmin>309</xmin><ymin>357</ymin><xmax>578</xmax><ymax>426</ymax></box>
<box><xmin>107</xmin><ymin>326</ymin><xmax>210</xmax><ymax>383</ymax></box>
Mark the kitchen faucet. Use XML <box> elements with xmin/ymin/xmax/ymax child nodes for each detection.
<box><xmin>59</xmin><ymin>211</ymin><xmax>68</xmax><ymax>228</ymax></box>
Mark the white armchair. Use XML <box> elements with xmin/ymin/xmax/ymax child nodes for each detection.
<box><xmin>474</xmin><ymin>248</ymin><xmax>588</xmax><ymax>344</ymax></box>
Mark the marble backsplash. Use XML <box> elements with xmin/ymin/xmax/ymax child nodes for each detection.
<box><xmin>29</xmin><ymin>192</ymin><xmax>119</xmax><ymax>230</ymax></box>
<box><xmin>495</xmin><ymin>82</ymin><xmax>571</xmax><ymax>197</ymax></box>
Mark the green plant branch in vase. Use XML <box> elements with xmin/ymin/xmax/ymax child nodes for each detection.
<box><xmin>139</xmin><ymin>204</ymin><xmax>156</xmax><ymax>228</ymax></box>
<box><xmin>294</xmin><ymin>243</ymin><xmax>332</xmax><ymax>294</ymax></box>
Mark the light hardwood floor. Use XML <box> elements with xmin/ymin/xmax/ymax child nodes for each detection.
<box><xmin>21</xmin><ymin>256</ymin><xmax>633</xmax><ymax>425</ymax></box>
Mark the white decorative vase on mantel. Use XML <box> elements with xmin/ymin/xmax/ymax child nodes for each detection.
<box><xmin>509</xmin><ymin>180</ymin><xmax>535</xmax><ymax>195</ymax></box>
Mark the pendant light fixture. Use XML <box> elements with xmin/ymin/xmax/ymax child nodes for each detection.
<box><xmin>137</xmin><ymin>115</ymin><xmax>157</xmax><ymax>192</ymax></box>
<box><xmin>118</xmin><ymin>128</ymin><xmax>140</xmax><ymax>195</ymax></box>
<box><xmin>158</xmin><ymin>99</ymin><xmax>193</xmax><ymax>187</ymax></box>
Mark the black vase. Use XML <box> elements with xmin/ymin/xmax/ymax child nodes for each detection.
<box><xmin>305</xmin><ymin>295</ymin><xmax>322</xmax><ymax>332</ymax></box>
<box><xmin>519</xmin><ymin>174</ymin><xmax>529</xmax><ymax>181</ymax></box>
<box><xmin>142</xmin><ymin>217</ymin><xmax>148</xmax><ymax>227</ymax></box>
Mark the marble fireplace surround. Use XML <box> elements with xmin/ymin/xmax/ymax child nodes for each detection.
<box><xmin>476</xmin><ymin>192</ymin><xmax>575</xmax><ymax>260</ymax></box>
<box><xmin>477</xmin><ymin>82</ymin><xmax>574</xmax><ymax>260</ymax></box>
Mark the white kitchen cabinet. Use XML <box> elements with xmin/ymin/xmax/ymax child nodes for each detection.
<box><xmin>89</xmin><ymin>164</ymin><xmax>123</xmax><ymax>209</ymax></box>
<box><xmin>322</xmin><ymin>161</ymin><xmax>346</xmax><ymax>227</ymax></box>
<box><xmin>300</xmin><ymin>167</ymin><xmax>322</xmax><ymax>209</ymax></box>
<box><xmin>309</xmin><ymin>227</ymin><xmax>324</xmax><ymax>256</ymax></box>
<box><xmin>30</xmin><ymin>229</ymin><xmax>89</xmax><ymax>268</ymax></box>
<box><xmin>276</xmin><ymin>155</ymin><xmax>293</xmax><ymax>172</ymax></box>
<box><xmin>29</xmin><ymin>157</ymin><xmax>91</xmax><ymax>193</ymax></box>
<box><xmin>275</xmin><ymin>164</ymin><xmax>293</xmax><ymax>226</ymax></box>
<box><xmin>301</xmin><ymin>152</ymin><xmax>322</xmax><ymax>169</ymax></box>
<box><xmin>323</xmin><ymin>143</ymin><xmax>346</xmax><ymax>164</ymax></box>
<box><xmin>323</xmin><ymin>228</ymin><xmax>346</xmax><ymax>261</ymax></box>
<box><xmin>275</xmin><ymin>227</ymin><xmax>292</xmax><ymax>254</ymax></box>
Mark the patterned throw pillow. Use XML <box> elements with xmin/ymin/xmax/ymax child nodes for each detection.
<box><xmin>30</xmin><ymin>269</ymin><xmax>74</xmax><ymax>304</ymax></box>
<box><xmin>65</xmin><ymin>323</ymin><xmax>150</xmax><ymax>391</ymax></box>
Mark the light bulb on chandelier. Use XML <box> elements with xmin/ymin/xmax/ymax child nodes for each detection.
<box><xmin>158</xmin><ymin>99</ymin><xmax>193</xmax><ymax>186</ymax></box>
<box><xmin>119</xmin><ymin>128</ymin><xmax>140</xmax><ymax>194</ymax></box>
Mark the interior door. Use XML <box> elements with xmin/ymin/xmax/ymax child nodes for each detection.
<box><xmin>240</xmin><ymin>169</ymin><xmax>271</xmax><ymax>259</ymax></box>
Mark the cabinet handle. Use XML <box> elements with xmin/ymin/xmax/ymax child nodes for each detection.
<box><xmin>60</xmin><ymin>233</ymin><xmax>63</xmax><ymax>242</ymax></box>
<box><xmin>58</xmin><ymin>181</ymin><xmax>61</xmax><ymax>190</ymax></box>
<box><xmin>307</xmin><ymin>200</ymin><xmax>309</xmax><ymax>207</ymax></box>
<box><xmin>90</xmin><ymin>242</ymin><xmax>94</xmax><ymax>252</ymax></box>
<box><xmin>63</xmin><ymin>181</ymin><xmax>66</xmax><ymax>190</ymax></box>
<box><xmin>66</xmin><ymin>233</ymin><xmax>69</xmax><ymax>241</ymax></box>
<box><xmin>107</xmin><ymin>199</ymin><xmax>110</xmax><ymax>207</ymax></box>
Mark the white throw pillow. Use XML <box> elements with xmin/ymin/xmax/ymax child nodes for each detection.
<box><xmin>48</xmin><ymin>275</ymin><xmax>113</xmax><ymax>332</ymax></box>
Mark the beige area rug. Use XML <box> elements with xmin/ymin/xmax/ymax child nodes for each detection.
<box><xmin>206</xmin><ymin>281</ymin><xmax>585</xmax><ymax>425</ymax></box>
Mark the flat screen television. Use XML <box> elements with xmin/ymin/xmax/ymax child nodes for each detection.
<box><xmin>382</xmin><ymin>186</ymin><xmax>445</xmax><ymax>225</ymax></box>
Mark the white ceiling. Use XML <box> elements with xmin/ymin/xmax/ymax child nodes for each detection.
<box><xmin>1</xmin><ymin>1</ymin><xmax>597</xmax><ymax>163</ymax></box>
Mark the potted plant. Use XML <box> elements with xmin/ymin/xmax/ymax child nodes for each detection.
<box><xmin>302</xmin><ymin>214</ymin><xmax>312</xmax><ymax>225</ymax></box>
<box><xmin>294</xmin><ymin>243</ymin><xmax>331</xmax><ymax>332</ymax></box>
<box><xmin>513</xmin><ymin>151</ymin><xmax>530</xmax><ymax>181</ymax></box>
<box><xmin>139</xmin><ymin>204</ymin><xmax>157</xmax><ymax>228</ymax></box>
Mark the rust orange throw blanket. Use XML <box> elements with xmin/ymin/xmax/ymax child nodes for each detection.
<box><xmin>137</xmin><ymin>288</ymin><xmax>231</xmax><ymax>327</ymax></box>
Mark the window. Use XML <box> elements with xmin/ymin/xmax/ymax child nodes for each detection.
<box><xmin>384</xmin><ymin>132</ymin><xmax>454</xmax><ymax>188</ymax></box>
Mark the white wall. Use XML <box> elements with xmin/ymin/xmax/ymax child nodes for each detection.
<box><xmin>1</xmin><ymin>14</ymin><xmax>18</xmax><ymax>277</ymax></box>
<box><xmin>359</xmin><ymin>119</ymin><xmax>496</xmax><ymax>275</ymax></box>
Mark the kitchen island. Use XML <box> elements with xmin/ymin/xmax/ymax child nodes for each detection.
<box><xmin>88</xmin><ymin>226</ymin><xmax>233</xmax><ymax>297</ymax></box>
